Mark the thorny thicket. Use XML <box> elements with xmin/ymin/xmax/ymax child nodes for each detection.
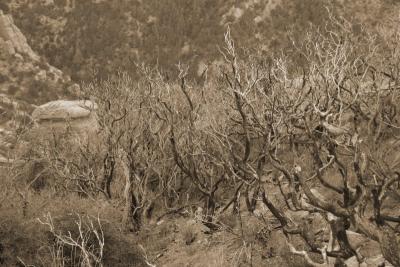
<box><xmin>14</xmin><ymin>15</ymin><xmax>400</xmax><ymax>266</ymax></box>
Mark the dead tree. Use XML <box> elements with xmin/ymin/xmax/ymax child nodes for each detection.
<box><xmin>219</xmin><ymin>18</ymin><xmax>400</xmax><ymax>265</ymax></box>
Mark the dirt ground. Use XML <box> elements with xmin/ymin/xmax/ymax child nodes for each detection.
<box><xmin>137</xmin><ymin>210</ymin><xmax>308</xmax><ymax>267</ymax></box>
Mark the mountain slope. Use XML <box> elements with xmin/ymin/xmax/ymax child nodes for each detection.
<box><xmin>6</xmin><ymin>0</ymin><xmax>399</xmax><ymax>82</ymax></box>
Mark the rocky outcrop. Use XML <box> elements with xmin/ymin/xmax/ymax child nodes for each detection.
<box><xmin>31</xmin><ymin>100</ymin><xmax>98</xmax><ymax>141</ymax></box>
<box><xmin>0</xmin><ymin>10</ymin><xmax>39</xmax><ymax>60</ymax></box>
<box><xmin>0</xmin><ymin>9</ymin><xmax>74</xmax><ymax>89</ymax></box>
<box><xmin>0</xmin><ymin>9</ymin><xmax>80</xmax><ymax>164</ymax></box>
<box><xmin>32</xmin><ymin>100</ymin><xmax>96</xmax><ymax>120</ymax></box>
<box><xmin>0</xmin><ymin>9</ymin><xmax>76</xmax><ymax>99</ymax></box>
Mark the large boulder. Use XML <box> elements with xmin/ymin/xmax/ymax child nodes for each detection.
<box><xmin>14</xmin><ymin>100</ymin><xmax>99</xmax><ymax>190</ymax></box>
<box><xmin>32</xmin><ymin>100</ymin><xmax>97</xmax><ymax>120</ymax></box>
<box><xmin>31</xmin><ymin>100</ymin><xmax>98</xmax><ymax>141</ymax></box>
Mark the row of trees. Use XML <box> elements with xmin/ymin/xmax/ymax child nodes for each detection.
<box><xmin>21</xmin><ymin>15</ymin><xmax>400</xmax><ymax>265</ymax></box>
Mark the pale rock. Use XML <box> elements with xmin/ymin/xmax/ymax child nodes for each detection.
<box><xmin>300</xmin><ymin>188</ymin><xmax>329</xmax><ymax>209</ymax></box>
<box><xmin>344</xmin><ymin>256</ymin><xmax>366</xmax><ymax>267</ymax></box>
<box><xmin>310</xmin><ymin>188</ymin><xmax>328</xmax><ymax>202</ymax></box>
<box><xmin>0</xmin><ymin>10</ymin><xmax>40</xmax><ymax>61</ymax></box>
<box><xmin>14</xmin><ymin>53</ymin><xmax>23</xmax><ymax>60</ymax></box>
<box><xmin>31</xmin><ymin>100</ymin><xmax>99</xmax><ymax>144</ymax></box>
<box><xmin>32</xmin><ymin>100</ymin><xmax>97</xmax><ymax>121</ymax></box>
<box><xmin>147</xmin><ymin>15</ymin><xmax>157</xmax><ymax>24</ymax></box>
<box><xmin>345</xmin><ymin>230</ymin><xmax>371</xmax><ymax>249</ymax></box>
<box><xmin>322</xmin><ymin>121</ymin><xmax>350</xmax><ymax>136</ymax></box>
<box><xmin>34</xmin><ymin>70</ymin><xmax>47</xmax><ymax>81</ymax></box>
<box><xmin>345</xmin><ymin>254</ymin><xmax>392</xmax><ymax>267</ymax></box>
<box><xmin>254</xmin><ymin>16</ymin><xmax>263</xmax><ymax>24</ymax></box>
<box><xmin>365</xmin><ymin>255</ymin><xmax>393</xmax><ymax>267</ymax></box>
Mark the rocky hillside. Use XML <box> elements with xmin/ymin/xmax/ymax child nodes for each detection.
<box><xmin>0</xmin><ymin>9</ymin><xmax>77</xmax><ymax>162</ymax></box>
<box><xmin>4</xmin><ymin>0</ymin><xmax>399</xmax><ymax>82</ymax></box>
<box><xmin>0</xmin><ymin>0</ymin><xmax>398</xmax><ymax>162</ymax></box>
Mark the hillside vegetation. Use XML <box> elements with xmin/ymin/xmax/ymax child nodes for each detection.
<box><xmin>5</xmin><ymin>0</ymin><xmax>399</xmax><ymax>81</ymax></box>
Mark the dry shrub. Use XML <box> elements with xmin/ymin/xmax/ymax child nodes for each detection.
<box><xmin>38</xmin><ymin>213</ymin><xmax>145</xmax><ymax>267</ymax></box>
<box><xmin>0</xmin><ymin>187</ymin><xmax>145</xmax><ymax>267</ymax></box>
<box><xmin>0</xmin><ymin>210</ymin><xmax>146</xmax><ymax>266</ymax></box>
<box><xmin>13</xmin><ymin>124</ymin><xmax>107</xmax><ymax>197</ymax></box>
<box><xmin>181</xmin><ymin>223</ymin><xmax>197</xmax><ymax>246</ymax></box>
<box><xmin>38</xmin><ymin>213</ymin><xmax>106</xmax><ymax>267</ymax></box>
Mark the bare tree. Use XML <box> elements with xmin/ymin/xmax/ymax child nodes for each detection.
<box><xmin>217</xmin><ymin>18</ymin><xmax>400</xmax><ymax>265</ymax></box>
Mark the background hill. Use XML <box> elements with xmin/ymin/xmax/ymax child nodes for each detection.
<box><xmin>3</xmin><ymin>0</ymin><xmax>399</xmax><ymax>81</ymax></box>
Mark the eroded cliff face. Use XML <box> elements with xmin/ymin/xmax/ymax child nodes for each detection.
<box><xmin>0</xmin><ymin>9</ymin><xmax>78</xmax><ymax>163</ymax></box>
<box><xmin>0</xmin><ymin>10</ymin><xmax>40</xmax><ymax>61</ymax></box>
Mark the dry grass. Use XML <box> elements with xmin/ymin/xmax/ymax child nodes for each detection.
<box><xmin>0</xmin><ymin>184</ymin><xmax>146</xmax><ymax>266</ymax></box>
